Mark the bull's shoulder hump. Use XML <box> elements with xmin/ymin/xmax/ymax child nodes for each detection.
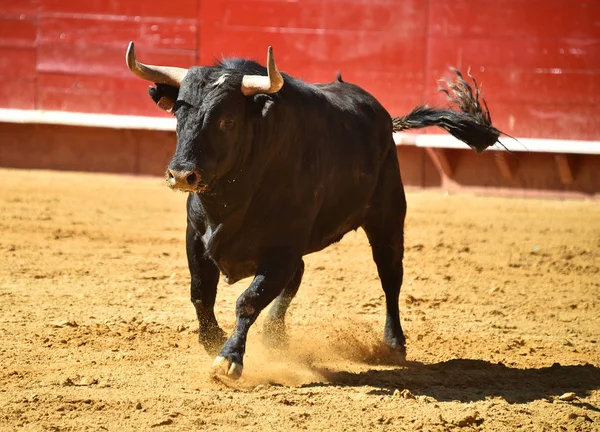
<box><xmin>312</xmin><ymin>81</ymin><xmax>387</xmax><ymax>114</ymax></box>
<box><xmin>314</xmin><ymin>81</ymin><xmax>367</xmax><ymax>93</ymax></box>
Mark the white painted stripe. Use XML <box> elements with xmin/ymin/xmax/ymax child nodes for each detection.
<box><xmin>395</xmin><ymin>133</ymin><xmax>600</xmax><ymax>154</ymax></box>
<box><xmin>413</xmin><ymin>134</ymin><xmax>600</xmax><ymax>155</ymax></box>
<box><xmin>0</xmin><ymin>108</ymin><xmax>176</xmax><ymax>131</ymax></box>
<box><xmin>1</xmin><ymin>109</ymin><xmax>598</xmax><ymax>155</ymax></box>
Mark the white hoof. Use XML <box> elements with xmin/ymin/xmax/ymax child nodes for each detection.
<box><xmin>211</xmin><ymin>356</ymin><xmax>243</xmax><ymax>380</ymax></box>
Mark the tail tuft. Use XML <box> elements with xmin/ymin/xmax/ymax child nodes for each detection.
<box><xmin>392</xmin><ymin>68</ymin><xmax>503</xmax><ymax>153</ymax></box>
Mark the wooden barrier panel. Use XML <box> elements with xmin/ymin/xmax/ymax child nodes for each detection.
<box><xmin>2</xmin><ymin>119</ymin><xmax>597</xmax><ymax>199</ymax></box>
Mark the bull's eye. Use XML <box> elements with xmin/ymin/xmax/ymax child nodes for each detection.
<box><xmin>219</xmin><ymin>117</ymin><xmax>235</xmax><ymax>131</ymax></box>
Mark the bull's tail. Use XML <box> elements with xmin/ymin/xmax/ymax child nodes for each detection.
<box><xmin>392</xmin><ymin>68</ymin><xmax>501</xmax><ymax>153</ymax></box>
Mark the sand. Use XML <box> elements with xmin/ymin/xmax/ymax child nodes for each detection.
<box><xmin>1</xmin><ymin>168</ymin><xmax>598</xmax><ymax>431</ymax></box>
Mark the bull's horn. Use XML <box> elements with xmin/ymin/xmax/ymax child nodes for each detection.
<box><xmin>241</xmin><ymin>46</ymin><xmax>284</xmax><ymax>96</ymax></box>
<box><xmin>126</xmin><ymin>41</ymin><xmax>188</xmax><ymax>87</ymax></box>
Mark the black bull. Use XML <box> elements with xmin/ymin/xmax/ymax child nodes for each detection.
<box><xmin>126</xmin><ymin>42</ymin><xmax>502</xmax><ymax>379</ymax></box>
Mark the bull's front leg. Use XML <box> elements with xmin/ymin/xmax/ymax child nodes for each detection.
<box><xmin>212</xmin><ymin>250</ymin><xmax>301</xmax><ymax>379</ymax></box>
<box><xmin>186</xmin><ymin>222</ymin><xmax>226</xmax><ymax>356</ymax></box>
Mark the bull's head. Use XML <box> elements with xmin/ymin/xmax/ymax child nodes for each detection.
<box><xmin>125</xmin><ymin>42</ymin><xmax>284</xmax><ymax>192</ymax></box>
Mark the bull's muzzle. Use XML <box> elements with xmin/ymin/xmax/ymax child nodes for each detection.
<box><xmin>165</xmin><ymin>169</ymin><xmax>201</xmax><ymax>191</ymax></box>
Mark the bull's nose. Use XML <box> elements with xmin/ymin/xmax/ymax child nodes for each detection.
<box><xmin>166</xmin><ymin>169</ymin><xmax>201</xmax><ymax>190</ymax></box>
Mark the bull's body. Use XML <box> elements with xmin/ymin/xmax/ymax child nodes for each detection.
<box><xmin>187</xmin><ymin>66</ymin><xmax>399</xmax><ymax>285</ymax></box>
<box><xmin>126</xmin><ymin>43</ymin><xmax>500</xmax><ymax>379</ymax></box>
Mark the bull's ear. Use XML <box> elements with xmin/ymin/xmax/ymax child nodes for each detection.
<box><xmin>252</xmin><ymin>94</ymin><xmax>275</xmax><ymax>118</ymax></box>
<box><xmin>148</xmin><ymin>84</ymin><xmax>179</xmax><ymax>113</ymax></box>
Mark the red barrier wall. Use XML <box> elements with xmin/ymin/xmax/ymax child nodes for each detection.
<box><xmin>1</xmin><ymin>1</ymin><xmax>599</xmax><ymax>140</ymax></box>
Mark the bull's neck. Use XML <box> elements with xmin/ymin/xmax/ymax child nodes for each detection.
<box><xmin>193</xmin><ymin>174</ymin><xmax>254</xmax><ymax>227</ymax></box>
<box><xmin>195</xmin><ymin>146</ymin><xmax>268</xmax><ymax>223</ymax></box>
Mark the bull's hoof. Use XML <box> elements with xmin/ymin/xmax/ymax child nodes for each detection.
<box><xmin>211</xmin><ymin>356</ymin><xmax>243</xmax><ymax>380</ymax></box>
<box><xmin>200</xmin><ymin>335</ymin><xmax>227</xmax><ymax>357</ymax></box>
<box><xmin>262</xmin><ymin>320</ymin><xmax>289</xmax><ymax>350</ymax></box>
<box><xmin>198</xmin><ymin>327</ymin><xmax>227</xmax><ymax>357</ymax></box>
<box><xmin>383</xmin><ymin>344</ymin><xmax>407</xmax><ymax>365</ymax></box>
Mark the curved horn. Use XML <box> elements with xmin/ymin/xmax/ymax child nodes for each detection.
<box><xmin>241</xmin><ymin>46</ymin><xmax>284</xmax><ymax>96</ymax></box>
<box><xmin>126</xmin><ymin>41</ymin><xmax>188</xmax><ymax>88</ymax></box>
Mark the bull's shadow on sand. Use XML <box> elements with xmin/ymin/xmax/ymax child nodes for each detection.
<box><xmin>304</xmin><ymin>359</ymin><xmax>600</xmax><ymax>406</ymax></box>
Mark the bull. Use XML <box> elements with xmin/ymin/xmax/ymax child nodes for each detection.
<box><xmin>125</xmin><ymin>42</ymin><xmax>501</xmax><ymax>379</ymax></box>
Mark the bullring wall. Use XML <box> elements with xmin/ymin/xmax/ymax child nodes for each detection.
<box><xmin>2</xmin><ymin>0</ymin><xmax>599</xmax><ymax>139</ymax></box>
<box><xmin>0</xmin><ymin>0</ymin><xmax>599</xmax><ymax>197</ymax></box>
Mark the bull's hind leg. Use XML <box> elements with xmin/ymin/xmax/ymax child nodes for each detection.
<box><xmin>362</xmin><ymin>152</ymin><xmax>408</xmax><ymax>359</ymax></box>
<box><xmin>212</xmin><ymin>250</ymin><xmax>301</xmax><ymax>379</ymax></box>
<box><xmin>262</xmin><ymin>260</ymin><xmax>305</xmax><ymax>348</ymax></box>
<box><xmin>187</xmin><ymin>221</ymin><xmax>226</xmax><ymax>356</ymax></box>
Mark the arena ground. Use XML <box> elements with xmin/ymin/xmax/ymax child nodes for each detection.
<box><xmin>0</xmin><ymin>168</ymin><xmax>598</xmax><ymax>431</ymax></box>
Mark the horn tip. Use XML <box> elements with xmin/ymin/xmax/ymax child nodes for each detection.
<box><xmin>267</xmin><ymin>46</ymin><xmax>275</xmax><ymax>67</ymax></box>
<box><xmin>126</xmin><ymin>41</ymin><xmax>136</xmax><ymax>70</ymax></box>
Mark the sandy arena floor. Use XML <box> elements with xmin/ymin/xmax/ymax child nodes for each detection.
<box><xmin>0</xmin><ymin>168</ymin><xmax>598</xmax><ymax>431</ymax></box>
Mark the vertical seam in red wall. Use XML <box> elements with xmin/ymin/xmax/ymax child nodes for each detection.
<box><xmin>196</xmin><ymin>0</ymin><xmax>201</xmax><ymax>65</ymax></box>
<box><xmin>423</xmin><ymin>0</ymin><xmax>431</xmax><ymax>105</ymax></box>
<box><xmin>34</xmin><ymin>6</ymin><xmax>40</xmax><ymax>110</ymax></box>
<box><xmin>421</xmin><ymin>0</ymin><xmax>431</xmax><ymax>187</ymax></box>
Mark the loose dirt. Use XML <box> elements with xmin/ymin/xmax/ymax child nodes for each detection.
<box><xmin>1</xmin><ymin>168</ymin><xmax>598</xmax><ymax>431</ymax></box>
